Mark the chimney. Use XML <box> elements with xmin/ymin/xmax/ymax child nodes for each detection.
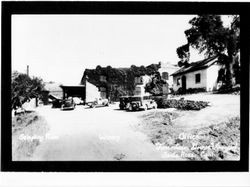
<box><xmin>27</xmin><ymin>65</ymin><xmax>29</xmax><ymax>76</ymax></box>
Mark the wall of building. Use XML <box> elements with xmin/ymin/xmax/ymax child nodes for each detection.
<box><xmin>173</xmin><ymin>69</ymin><xmax>207</xmax><ymax>91</ymax></box>
<box><xmin>134</xmin><ymin>75</ymin><xmax>151</xmax><ymax>86</ymax></box>
<box><xmin>206</xmin><ymin>64</ymin><xmax>220</xmax><ymax>91</ymax></box>
<box><xmin>99</xmin><ymin>87</ymin><xmax>107</xmax><ymax>99</ymax></box>
<box><xmin>134</xmin><ymin>75</ymin><xmax>151</xmax><ymax>96</ymax></box>
<box><xmin>158</xmin><ymin>62</ymin><xmax>179</xmax><ymax>88</ymax></box>
<box><xmin>85</xmin><ymin>81</ymin><xmax>100</xmax><ymax>102</ymax></box>
<box><xmin>44</xmin><ymin>82</ymin><xmax>63</xmax><ymax>98</ymax></box>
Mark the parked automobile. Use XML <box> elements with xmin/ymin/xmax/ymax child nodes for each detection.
<box><xmin>52</xmin><ymin>99</ymin><xmax>63</xmax><ymax>108</ymax></box>
<box><xmin>87</xmin><ymin>97</ymin><xmax>109</xmax><ymax>108</ymax></box>
<box><xmin>73</xmin><ymin>97</ymin><xmax>83</xmax><ymax>105</ymax></box>
<box><xmin>14</xmin><ymin>107</ymin><xmax>25</xmax><ymax>115</ymax></box>
<box><xmin>127</xmin><ymin>95</ymin><xmax>157</xmax><ymax>111</ymax></box>
<box><xmin>119</xmin><ymin>96</ymin><xmax>130</xmax><ymax>110</ymax></box>
<box><xmin>61</xmin><ymin>97</ymin><xmax>76</xmax><ymax>110</ymax></box>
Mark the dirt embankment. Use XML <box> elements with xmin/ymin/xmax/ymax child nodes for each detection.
<box><xmin>12</xmin><ymin>112</ymin><xmax>49</xmax><ymax>160</ymax></box>
<box><xmin>137</xmin><ymin>111</ymin><xmax>240</xmax><ymax>160</ymax></box>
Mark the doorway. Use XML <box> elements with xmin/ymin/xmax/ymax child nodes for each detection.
<box><xmin>181</xmin><ymin>76</ymin><xmax>186</xmax><ymax>91</ymax></box>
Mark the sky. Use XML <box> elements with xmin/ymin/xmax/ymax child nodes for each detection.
<box><xmin>12</xmin><ymin>15</ymin><xmax>232</xmax><ymax>85</ymax></box>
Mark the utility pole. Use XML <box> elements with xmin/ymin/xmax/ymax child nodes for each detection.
<box><xmin>27</xmin><ymin>65</ymin><xmax>29</xmax><ymax>76</ymax></box>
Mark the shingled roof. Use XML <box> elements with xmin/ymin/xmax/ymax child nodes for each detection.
<box><xmin>171</xmin><ymin>56</ymin><xmax>219</xmax><ymax>76</ymax></box>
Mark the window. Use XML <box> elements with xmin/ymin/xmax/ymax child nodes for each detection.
<box><xmin>100</xmin><ymin>75</ymin><xmax>107</xmax><ymax>82</ymax></box>
<box><xmin>140</xmin><ymin>76</ymin><xmax>143</xmax><ymax>83</ymax></box>
<box><xmin>195</xmin><ymin>73</ymin><xmax>201</xmax><ymax>83</ymax></box>
<box><xmin>177</xmin><ymin>78</ymin><xmax>181</xmax><ymax>86</ymax></box>
<box><xmin>162</xmin><ymin>72</ymin><xmax>169</xmax><ymax>80</ymax></box>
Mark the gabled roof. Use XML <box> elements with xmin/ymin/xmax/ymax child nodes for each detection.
<box><xmin>171</xmin><ymin>56</ymin><xmax>219</xmax><ymax>76</ymax></box>
<box><xmin>44</xmin><ymin>82</ymin><xmax>63</xmax><ymax>92</ymax></box>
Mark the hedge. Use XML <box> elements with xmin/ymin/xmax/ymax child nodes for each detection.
<box><xmin>156</xmin><ymin>98</ymin><xmax>209</xmax><ymax>110</ymax></box>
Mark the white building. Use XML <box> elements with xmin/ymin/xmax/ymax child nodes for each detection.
<box><xmin>134</xmin><ymin>75</ymin><xmax>152</xmax><ymax>96</ymax></box>
<box><xmin>171</xmin><ymin>56</ymin><xmax>222</xmax><ymax>92</ymax></box>
<box><xmin>134</xmin><ymin>75</ymin><xmax>151</xmax><ymax>86</ymax></box>
<box><xmin>158</xmin><ymin>62</ymin><xmax>179</xmax><ymax>89</ymax></box>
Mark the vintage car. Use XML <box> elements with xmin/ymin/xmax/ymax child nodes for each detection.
<box><xmin>88</xmin><ymin>98</ymin><xmax>109</xmax><ymax>108</ymax></box>
<box><xmin>73</xmin><ymin>97</ymin><xmax>84</xmax><ymax>105</ymax></box>
<box><xmin>52</xmin><ymin>98</ymin><xmax>63</xmax><ymax>108</ymax></box>
<box><xmin>119</xmin><ymin>96</ymin><xmax>130</xmax><ymax>110</ymax></box>
<box><xmin>127</xmin><ymin>95</ymin><xmax>157</xmax><ymax>111</ymax></box>
<box><xmin>61</xmin><ymin>97</ymin><xmax>76</xmax><ymax>110</ymax></box>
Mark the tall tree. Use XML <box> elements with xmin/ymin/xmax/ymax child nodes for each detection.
<box><xmin>177</xmin><ymin>15</ymin><xmax>240</xmax><ymax>87</ymax></box>
<box><xmin>11</xmin><ymin>71</ymin><xmax>44</xmax><ymax>109</ymax></box>
<box><xmin>176</xmin><ymin>43</ymin><xmax>190</xmax><ymax>67</ymax></box>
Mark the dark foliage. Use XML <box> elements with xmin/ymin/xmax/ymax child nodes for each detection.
<box><xmin>82</xmin><ymin>63</ymin><xmax>161</xmax><ymax>101</ymax></box>
<box><xmin>176</xmin><ymin>43</ymin><xmax>190</xmax><ymax>67</ymax></box>
<box><xmin>11</xmin><ymin>71</ymin><xmax>44</xmax><ymax>109</ymax></box>
<box><xmin>145</xmin><ymin>73</ymin><xmax>167</xmax><ymax>96</ymax></box>
<box><xmin>156</xmin><ymin>98</ymin><xmax>209</xmax><ymax>110</ymax></box>
<box><xmin>177</xmin><ymin>15</ymin><xmax>240</xmax><ymax>87</ymax></box>
<box><xmin>174</xmin><ymin>87</ymin><xmax>206</xmax><ymax>95</ymax></box>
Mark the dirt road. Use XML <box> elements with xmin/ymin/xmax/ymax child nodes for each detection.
<box><xmin>30</xmin><ymin>93</ymin><xmax>240</xmax><ymax>161</ymax></box>
<box><xmin>170</xmin><ymin>93</ymin><xmax>240</xmax><ymax>130</ymax></box>
<box><xmin>31</xmin><ymin>104</ymin><xmax>166</xmax><ymax>160</ymax></box>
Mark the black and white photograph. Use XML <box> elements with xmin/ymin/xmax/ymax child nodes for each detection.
<box><xmin>10</xmin><ymin>13</ymin><xmax>241</xmax><ymax>162</ymax></box>
<box><xmin>1</xmin><ymin>2</ymin><xmax>250</xmax><ymax>187</ymax></box>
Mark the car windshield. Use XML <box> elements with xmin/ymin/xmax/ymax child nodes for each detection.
<box><xmin>129</xmin><ymin>97</ymin><xmax>142</xmax><ymax>101</ymax></box>
<box><xmin>120</xmin><ymin>97</ymin><xmax>128</xmax><ymax>102</ymax></box>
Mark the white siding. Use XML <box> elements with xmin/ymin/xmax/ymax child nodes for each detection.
<box><xmin>186</xmin><ymin>69</ymin><xmax>207</xmax><ymax>90</ymax></box>
<box><xmin>134</xmin><ymin>75</ymin><xmax>151</xmax><ymax>86</ymax></box>
<box><xmin>134</xmin><ymin>85</ymin><xmax>145</xmax><ymax>95</ymax></box>
<box><xmin>173</xmin><ymin>76</ymin><xmax>181</xmax><ymax>91</ymax></box>
<box><xmin>173</xmin><ymin>64</ymin><xmax>221</xmax><ymax>92</ymax></box>
<box><xmin>159</xmin><ymin>63</ymin><xmax>179</xmax><ymax>88</ymax></box>
<box><xmin>173</xmin><ymin>69</ymin><xmax>207</xmax><ymax>91</ymax></box>
<box><xmin>206</xmin><ymin>64</ymin><xmax>220</xmax><ymax>91</ymax></box>
<box><xmin>85</xmin><ymin>81</ymin><xmax>100</xmax><ymax>102</ymax></box>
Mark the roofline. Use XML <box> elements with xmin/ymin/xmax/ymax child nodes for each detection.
<box><xmin>171</xmin><ymin>56</ymin><xmax>219</xmax><ymax>76</ymax></box>
<box><xmin>171</xmin><ymin>66</ymin><xmax>208</xmax><ymax>76</ymax></box>
<box><xmin>60</xmin><ymin>85</ymin><xmax>85</xmax><ymax>88</ymax></box>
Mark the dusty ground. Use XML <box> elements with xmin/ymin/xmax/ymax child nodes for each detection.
<box><xmin>169</xmin><ymin>93</ymin><xmax>240</xmax><ymax>129</ymax></box>
<box><xmin>13</xmin><ymin>93</ymin><xmax>240</xmax><ymax>161</ymax></box>
<box><xmin>12</xmin><ymin>112</ymin><xmax>49</xmax><ymax>161</ymax></box>
<box><xmin>137</xmin><ymin>93</ymin><xmax>240</xmax><ymax>160</ymax></box>
<box><xmin>30</xmin><ymin>104</ymin><xmax>166</xmax><ymax>160</ymax></box>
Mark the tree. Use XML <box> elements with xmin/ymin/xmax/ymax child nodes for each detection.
<box><xmin>11</xmin><ymin>71</ymin><xmax>44</xmax><ymax>109</ymax></box>
<box><xmin>176</xmin><ymin>43</ymin><xmax>190</xmax><ymax>67</ymax></box>
<box><xmin>177</xmin><ymin>15</ymin><xmax>240</xmax><ymax>87</ymax></box>
<box><xmin>145</xmin><ymin>73</ymin><xmax>167</xmax><ymax>96</ymax></box>
<box><xmin>95</xmin><ymin>65</ymin><xmax>102</xmax><ymax>75</ymax></box>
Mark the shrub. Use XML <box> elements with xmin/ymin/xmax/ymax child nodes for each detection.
<box><xmin>215</xmin><ymin>84</ymin><xmax>240</xmax><ymax>94</ymax></box>
<box><xmin>156</xmin><ymin>98</ymin><xmax>209</xmax><ymax>110</ymax></box>
<box><xmin>186</xmin><ymin>88</ymin><xmax>206</xmax><ymax>94</ymax></box>
<box><xmin>174</xmin><ymin>87</ymin><xmax>206</xmax><ymax>95</ymax></box>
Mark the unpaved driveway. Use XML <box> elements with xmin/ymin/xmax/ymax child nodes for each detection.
<box><xmin>170</xmin><ymin>93</ymin><xmax>240</xmax><ymax>130</ymax></box>
<box><xmin>31</xmin><ymin>104</ymin><xmax>165</xmax><ymax>160</ymax></box>
<box><xmin>30</xmin><ymin>93</ymin><xmax>240</xmax><ymax>161</ymax></box>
